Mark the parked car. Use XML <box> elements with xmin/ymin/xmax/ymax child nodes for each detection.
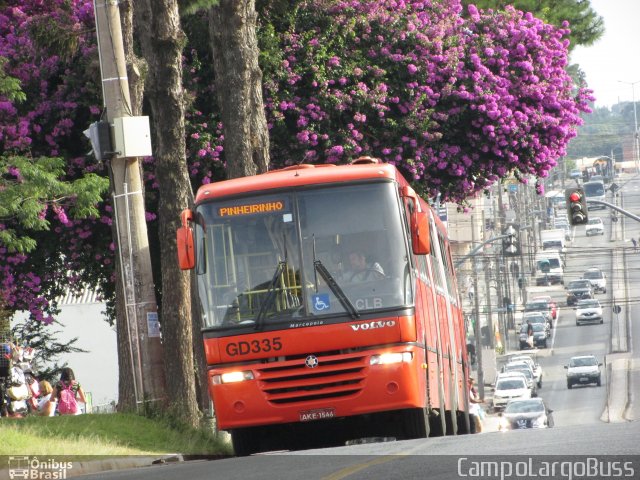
<box><xmin>586</xmin><ymin>217</ymin><xmax>605</xmax><ymax>236</ymax></box>
<box><xmin>496</xmin><ymin>370</ymin><xmax>528</xmax><ymax>389</ymax></box>
<box><xmin>583</xmin><ymin>267</ymin><xmax>607</xmax><ymax>293</ymax></box>
<box><xmin>507</xmin><ymin>353</ymin><xmax>543</xmax><ymax>388</ymax></box>
<box><xmin>502</xmin><ymin>363</ymin><xmax>537</xmax><ymax>397</ymax></box>
<box><xmin>565</xmin><ymin>355</ymin><xmax>602</xmax><ymax>388</ymax></box>
<box><xmin>492</xmin><ymin>376</ymin><xmax>531</xmax><ymax>411</ymax></box>
<box><xmin>498</xmin><ymin>398</ymin><xmax>554</xmax><ymax>431</ymax></box>
<box><xmin>519</xmin><ymin>322</ymin><xmax>548</xmax><ymax>349</ymax></box>
<box><xmin>531</xmin><ymin>295</ymin><xmax>557</xmax><ymax>320</ymax></box>
<box><xmin>566</xmin><ymin>279</ymin><xmax>594</xmax><ymax>306</ymax></box>
<box><xmin>570</xmin><ymin>169</ymin><xmax>582</xmax><ymax>179</ymax></box>
<box><xmin>522</xmin><ymin>312</ymin><xmax>550</xmax><ymax>334</ymax></box>
<box><xmin>524</xmin><ymin>300</ymin><xmax>554</xmax><ymax>327</ymax></box>
<box><xmin>575</xmin><ymin>298</ymin><xmax>603</xmax><ymax>325</ymax></box>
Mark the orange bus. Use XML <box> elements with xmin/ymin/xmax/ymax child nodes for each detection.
<box><xmin>177</xmin><ymin>157</ymin><xmax>471</xmax><ymax>455</ymax></box>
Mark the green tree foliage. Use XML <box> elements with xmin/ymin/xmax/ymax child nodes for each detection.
<box><xmin>0</xmin><ymin>57</ymin><xmax>26</xmax><ymax>102</ymax></box>
<box><xmin>460</xmin><ymin>0</ymin><xmax>604</xmax><ymax>50</ymax></box>
<box><xmin>0</xmin><ymin>155</ymin><xmax>109</xmax><ymax>253</ymax></box>
<box><xmin>10</xmin><ymin>318</ymin><xmax>86</xmax><ymax>382</ymax></box>
<box><xmin>567</xmin><ymin>103</ymin><xmax>637</xmax><ymax>160</ymax></box>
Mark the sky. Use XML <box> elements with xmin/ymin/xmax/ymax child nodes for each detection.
<box><xmin>570</xmin><ymin>0</ymin><xmax>640</xmax><ymax>108</ymax></box>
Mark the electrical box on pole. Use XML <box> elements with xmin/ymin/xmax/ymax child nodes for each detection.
<box><xmin>83</xmin><ymin>121</ymin><xmax>112</xmax><ymax>161</ymax></box>
<box><xmin>113</xmin><ymin>116</ymin><xmax>153</xmax><ymax>158</ymax></box>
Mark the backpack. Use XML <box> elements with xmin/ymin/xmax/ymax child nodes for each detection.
<box><xmin>58</xmin><ymin>382</ymin><xmax>79</xmax><ymax>415</ymax></box>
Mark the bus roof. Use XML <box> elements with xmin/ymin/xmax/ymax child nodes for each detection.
<box><xmin>194</xmin><ymin>161</ymin><xmax>406</xmax><ymax>203</ymax></box>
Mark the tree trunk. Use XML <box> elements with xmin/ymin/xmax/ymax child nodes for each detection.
<box><xmin>209</xmin><ymin>0</ymin><xmax>270</xmax><ymax>179</ymax></box>
<box><xmin>134</xmin><ymin>0</ymin><xmax>200</xmax><ymax>428</ymax></box>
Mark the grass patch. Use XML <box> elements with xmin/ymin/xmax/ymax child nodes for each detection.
<box><xmin>0</xmin><ymin>413</ymin><xmax>232</xmax><ymax>457</ymax></box>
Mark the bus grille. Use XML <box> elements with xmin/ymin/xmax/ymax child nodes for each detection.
<box><xmin>257</xmin><ymin>352</ymin><xmax>368</xmax><ymax>404</ymax></box>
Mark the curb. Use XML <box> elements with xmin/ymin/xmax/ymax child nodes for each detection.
<box><xmin>601</xmin><ymin>214</ymin><xmax>632</xmax><ymax>423</ymax></box>
<box><xmin>601</xmin><ymin>357</ymin><xmax>630</xmax><ymax>423</ymax></box>
<box><xmin>68</xmin><ymin>454</ymin><xmax>184</xmax><ymax>478</ymax></box>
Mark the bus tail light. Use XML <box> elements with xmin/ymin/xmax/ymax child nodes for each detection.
<box><xmin>370</xmin><ymin>352</ymin><xmax>413</xmax><ymax>365</ymax></box>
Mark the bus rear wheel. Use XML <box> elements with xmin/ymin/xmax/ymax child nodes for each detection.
<box><xmin>400</xmin><ymin>408</ymin><xmax>430</xmax><ymax>439</ymax></box>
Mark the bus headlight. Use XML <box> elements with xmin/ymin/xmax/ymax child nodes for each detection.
<box><xmin>370</xmin><ymin>352</ymin><xmax>413</xmax><ymax>365</ymax></box>
<box><xmin>213</xmin><ymin>371</ymin><xmax>254</xmax><ymax>384</ymax></box>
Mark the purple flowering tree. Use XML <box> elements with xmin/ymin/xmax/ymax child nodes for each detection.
<box><xmin>0</xmin><ymin>0</ymin><xmax>592</xmax><ymax>329</ymax></box>
<box><xmin>256</xmin><ymin>1</ymin><xmax>592</xmax><ymax>202</ymax></box>
<box><xmin>0</xmin><ymin>1</ymin><xmax>112</xmax><ymax>323</ymax></box>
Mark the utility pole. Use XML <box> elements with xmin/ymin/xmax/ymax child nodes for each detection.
<box><xmin>94</xmin><ymin>0</ymin><xmax>165</xmax><ymax>406</ymax></box>
<box><xmin>471</xmin><ymin>214</ymin><xmax>485</xmax><ymax>399</ymax></box>
<box><xmin>482</xmin><ymin>210</ymin><xmax>494</xmax><ymax>348</ymax></box>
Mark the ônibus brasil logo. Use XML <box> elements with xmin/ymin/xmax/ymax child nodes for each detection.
<box><xmin>8</xmin><ymin>456</ymin><xmax>73</xmax><ymax>479</ymax></box>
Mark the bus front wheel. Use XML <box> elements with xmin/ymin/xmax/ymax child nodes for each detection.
<box><xmin>231</xmin><ymin>427</ymin><xmax>261</xmax><ymax>457</ymax></box>
<box><xmin>400</xmin><ymin>407</ymin><xmax>430</xmax><ymax>439</ymax></box>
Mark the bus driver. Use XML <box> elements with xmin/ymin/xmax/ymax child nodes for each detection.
<box><xmin>346</xmin><ymin>250</ymin><xmax>385</xmax><ymax>281</ymax></box>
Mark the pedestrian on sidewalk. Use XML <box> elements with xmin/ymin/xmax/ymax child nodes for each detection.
<box><xmin>632</xmin><ymin>238</ymin><xmax>638</xmax><ymax>252</ymax></box>
<box><xmin>468</xmin><ymin>377</ymin><xmax>484</xmax><ymax>433</ymax></box>
<box><xmin>526</xmin><ymin>321</ymin><xmax>534</xmax><ymax>349</ymax></box>
<box><xmin>50</xmin><ymin>367</ymin><xmax>87</xmax><ymax>415</ymax></box>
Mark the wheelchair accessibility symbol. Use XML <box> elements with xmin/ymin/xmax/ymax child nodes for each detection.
<box><xmin>312</xmin><ymin>294</ymin><xmax>330</xmax><ymax>312</ymax></box>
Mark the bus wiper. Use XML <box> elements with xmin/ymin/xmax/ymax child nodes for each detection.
<box><xmin>255</xmin><ymin>261</ymin><xmax>286</xmax><ymax>331</ymax></box>
<box><xmin>314</xmin><ymin>260</ymin><xmax>360</xmax><ymax>319</ymax></box>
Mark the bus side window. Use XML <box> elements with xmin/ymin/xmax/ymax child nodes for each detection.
<box><xmin>429</xmin><ymin>222</ymin><xmax>445</xmax><ymax>289</ymax></box>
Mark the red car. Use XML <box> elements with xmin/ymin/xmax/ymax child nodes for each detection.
<box><xmin>531</xmin><ymin>295</ymin><xmax>557</xmax><ymax>320</ymax></box>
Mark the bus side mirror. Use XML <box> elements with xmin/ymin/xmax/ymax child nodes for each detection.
<box><xmin>412</xmin><ymin>210</ymin><xmax>431</xmax><ymax>255</ymax></box>
<box><xmin>401</xmin><ymin>185</ymin><xmax>431</xmax><ymax>255</ymax></box>
<box><xmin>176</xmin><ymin>209</ymin><xmax>195</xmax><ymax>270</ymax></box>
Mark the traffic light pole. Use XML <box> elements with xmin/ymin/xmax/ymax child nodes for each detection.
<box><xmin>586</xmin><ymin>200</ymin><xmax>640</xmax><ymax>223</ymax></box>
<box><xmin>454</xmin><ymin>234</ymin><xmax>514</xmax><ymax>269</ymax></box>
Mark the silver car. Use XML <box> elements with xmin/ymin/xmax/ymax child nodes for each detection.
<box><xmin>575</xmin><ymin>299</ymin><xmax>603</xmax><ymax>325</ymax></box>
<box><xmin>565</xmin><ymin>355</ymin><xmax>602</xmax><ymax>388</ymax></box>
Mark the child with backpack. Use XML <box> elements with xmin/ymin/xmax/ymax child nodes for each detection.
<box><xmin>49</xmin><ymin>367</ymin><xmax>87</xmax><ymax>415</ymax></box>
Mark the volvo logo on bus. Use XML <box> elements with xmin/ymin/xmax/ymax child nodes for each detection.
<box><xmin>305</xmin><ymin>355</ymin><xmax>319</xmax><ymax>368</ymax></box>
<box><xmin>350</xmin><ymin>320</ymin><xmax>396</xmax><ymax>331</ymax></box>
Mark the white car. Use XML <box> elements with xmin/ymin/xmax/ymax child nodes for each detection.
<box><xmin>496</xmin><ymin>371</ymin><xmax>530</xmax><ymax>395</ymax></box>
<box><xmin>492</xmin><ymin>376</ymin><xmax>531</xmax><ymax>411</ymax></box>
<box><xmin>565</xmin><ymin>355</ymin><xmax>602</xmax><ymax>389</ymax></box>
<box><xmin>583</xmin><ymin>268</ymin><xmax>607</xmax><ymax>293</ymax></box>
<box><xmin>522</xmin><ymin>311</ymin><xmax>551</xmax><ymax>334</ymax></box>
<box><xmin>507</xmin><ymin>354</ymin><xmax>543</xmax><ymax>388</ymax></box>
<box><xmin>502</xmin><ymin>363</ymin><xmax>537</xmax><ymax>397</ymax></box>
<box><xmin>585</xmin><ymin>217</ymin><xmax>604</xmax><ymax>236</ymax></box>
<box><xmin>575</xmin><ymin>298</ymin><xmax>603</xmax><ymax>325</ymax></box>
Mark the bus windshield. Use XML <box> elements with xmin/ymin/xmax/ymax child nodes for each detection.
<box><xmin>584</xmin><ymin>182</ymin><xmax>604</xmax><ymax>197</ymax></box>
<box><xmin>193</xmin><ymin>182</ymin><xmax>412</xmax><ymax>329</ymax></box>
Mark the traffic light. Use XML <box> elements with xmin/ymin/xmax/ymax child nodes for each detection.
<box><xmin>502</xmin><ymin>224</ymin><xmax>520</xmax><ymax>257</ymax></box>
<box><xmin>565</xmin><ymin>187</ymin><xmax>588</xmax><ymax>225</ymax></box>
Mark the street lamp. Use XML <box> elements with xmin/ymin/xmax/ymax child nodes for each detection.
<box><xmin>618</xmin><ymin>80</ymin><xmax>640</xmax><ymax>174</ymax></box>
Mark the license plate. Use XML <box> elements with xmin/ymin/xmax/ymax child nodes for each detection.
<box><xmin>580</xmin><ymin>377</ymin><xmax>588</xmax><ymax>382</ymax></box>
<box><xmin>516</xmin><ymin>419</ymin><xmax>528</xmax><ymax>429</ymax></box>
<box><xmin>299</xmin><ymin>408</ymin><xmax>336</xmax><ymax>422</ymax></box>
